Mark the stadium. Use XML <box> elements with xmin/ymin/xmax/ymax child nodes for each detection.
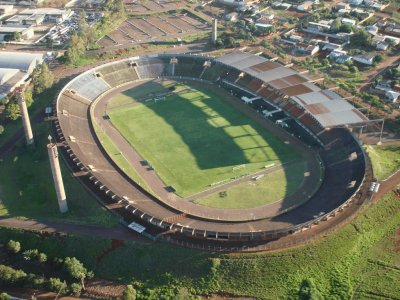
<box><xmin>54</xmin><ymin>51</ymin><xmax>374</xmax><ymax>250</ymax></box>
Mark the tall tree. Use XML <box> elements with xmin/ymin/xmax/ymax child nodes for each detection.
<box><xmin>350</xmin><ymin>29</ymin><xmax>372</xmax><ymax>48</ymax></box>
<box><xmin>32</xmin><ymin>63</ymin><xmax>54</xmax><ymax>94</ymax></box>
<box><xmin>63</xmin><ymin>257</ymin><xmax>92</xmax><ymax>290</ymax></box>
<box><xmin>65</xmin><ymin>34</ymin><xmax>85</xmax><ymax>65</ymax></box>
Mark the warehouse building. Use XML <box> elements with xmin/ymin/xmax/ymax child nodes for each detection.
<box><xmin>0</xmin><ymin>51</ymin><xmax>44</xmax><ymax>99</ymax></box>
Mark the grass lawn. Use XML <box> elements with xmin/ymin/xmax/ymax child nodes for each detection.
<box><xmin>0</xmin><ymin>122</ymin><xmax>118</xmax><ymax>228</ymax></box>
<box><xmin>0</xmin><ymin>187</ymin><xmax>398</xmax><ymax>299</ymax></box>
<box><xmin>366</xmin><ymin>142</ymin><xmax>400</xmax><ymax>180</ymax></box>
<box><xmin>107</xmin><ymin>81</ymin><xmax>300</xmax><ymax>197</ymax></box>
<box><xmin>92</xmin><ymin>121</ymin><xmax>155</xmax><ymax>196</ymax></box>
<box><xmin>194</xmin><ymin>161</ymin><xmax>306</xmax><ymax>209</ymax></box>
<box><xmin>106</xmin><ymin>81</ymin><xmax>178</xmax><ymax>110</ymax></box>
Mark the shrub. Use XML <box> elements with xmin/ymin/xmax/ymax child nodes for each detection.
<box><xmin>63</xmin><ymin>257</ymin><xmax>91</xmax><ymax>289</ymax></box>
<box><xmin>122</xmin><ymin>285</ymin><xmax>136</xmax><ymax>300</ymax></box>
<box><xmin>26</xmin><ymin>273</ymin><xmax>46</xmax><ymax>289</ymax></box>
<box><xmin>0</xmin><ymin>293</ymin><xmax>10</xmax><ymax>300</ymax></box>
<box><xmin>23</xmin><ymin>249</ymin><xmax>39</xmax><ymax>261</ymax></box>
<box><xmin>47</xmin><ymin>277</ymin><xmax>68</xmax><ymax>294</ymax></box>
<box><xmin>0</xmin><ymin>125</ymin><xmax>4</xmax><ymax>135</ymax></box>
<box><xmin>38</xmin><ymin>253</ymin><xmax>47</xmax><ymax>263</ymax></box>
<box><xmin>70</xmin><ymin>283</ymin><xmax>82</xmax><ymax>297</ymax></box>
<box><xmin>0</xmin><ymin>265</ymin><xmax>27</xmax><ymax>286</ymax></box>
<box><xmin>6</xmin><ymin>240</ymin><xmax>20</xmax><ymax>254</ymax></box>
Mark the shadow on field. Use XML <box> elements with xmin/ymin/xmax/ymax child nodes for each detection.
<box><xmin>120</xmin><ymin>80</ymin><xmax>294</xmax><ymax>172</ymax></box>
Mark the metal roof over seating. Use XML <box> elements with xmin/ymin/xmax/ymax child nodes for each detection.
<box><xmin>216</xmin><ymin>51</ymin><xmax>369</xmax><ymax>128</ymax></box>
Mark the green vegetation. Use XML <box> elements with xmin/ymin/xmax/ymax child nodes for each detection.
<box><xmin>122</xmin><ymin>285</ymin><xmax>137</xmax><ymax>300</ymax></box>
<box><xmin>194</xmin><ymin>161</ymin><xmax>306</xmax><ymax>209</ymax></box>
<box><xmin>0</xmin><ymin>121</ymin><xmax>118</xmax><ymax>227</ymax></box>
<box><xmin>366</xmin><ymin>142</ymin><xmax>400</xmax><ymax>180</ymax></box>
<box><xmin>0</xmin><ymin>65</ymin><xmax>60</xmax><ymax>148</ymax></box>
<box><xmin>65</xmin><ymin>0</ymin><xmax>125</xmax><ymax>66</ymax></box>
<box><xmin>6</xmin><ymin>240</ymin><xmax>20</xmax><ymax>254</ymax></box>
<box><xmin>107</xmin><ymin>81</ymin><xmax>299</xmax><ymax>197</ymax></box>
<box><xmin>0</xmin><ymin>188</ymin><xmax>399</xmax><ymax>299</ymax></box>
<box><xmin>31</xmin><ymin>63</ymin><xmax>54</xmax><ymax>94</ymax></box>
<box><xmin>0</xmin><ymin>240</ymin><xmax>94</xmax><ymax>296</ymax></box>
<box><xmin>92</xmin><ymin>121</ymin><xmax>154</xmax><ymax>196</ymax></box>
<box><xmin>350</xmin><ymin>29</ymin><xmax>373</xmax><ymax>49</ymax></box>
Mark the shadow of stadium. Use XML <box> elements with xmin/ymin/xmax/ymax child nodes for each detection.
<box><xmin>117</xmin><ymin>79</ymin><xmax>306</xmax><ymax>204</ymax></box>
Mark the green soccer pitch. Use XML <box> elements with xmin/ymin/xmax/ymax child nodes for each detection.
<box><xmin>106</xmin><ymin>80</ymin><xmax>302</xmax><ymax>199</ymax></box>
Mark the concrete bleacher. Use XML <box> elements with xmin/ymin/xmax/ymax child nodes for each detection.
<box><xmin>236</xmin><ymin>74</ymin><xmax>253</xmax><ymax>89</ymax></box>
<box><xmin>173</xmin><ymin>57</ymin><xmax>204</xmax><ymax>78</ymax></box>
<box><xmin>225</xmin><ymin>69</ymin><xmax>241</xmax><ymax>82</ymax></box>
<box><xmin>201</xmin><ymin>62</ymin><xmax>230</xmax><ymax>82</ymax></box>
<box><xmin>97</xmin><ymin>61</ymin><xmax>140</xmax><ymax>88</ymax></box>
<box><xmin>102</xmin><ymin>69</ymin><xmax>140</xmax><ymax>87</ymax></box>
<box><xmin>281</xmin><ymin>102</ymin><xmax>305</xmax><ymax>118</ymax></box>
<box><xmin>298</xmin><ymin>114</ymin><xmax>323</xmax><ymax>135</ymax></box>
<box><xmin>68</xmin><ymin>72</ymin><xmax>110</xmax><ymax>101</ymax></box>
<box><xmin>136</xmin><ymin>59</ymin><xmax>165</xmax><ymax>78</ymax></box>
<box><xmin>247</xmin><ymin>78</ymin><xmax>264</xmax><ymax>92</ymax></box>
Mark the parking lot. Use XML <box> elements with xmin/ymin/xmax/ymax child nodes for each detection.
<box><xmin>99</xmin><ymin>13</ymin><xmax>210</xmax><ymax>48</ymax></box>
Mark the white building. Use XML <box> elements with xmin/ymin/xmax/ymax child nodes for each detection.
<box><xmin>0</xmin><ymin>26</ymin><xmax>34</xmax><ymax>41</ymax></box>
<box><xmin>386</xmin><ymin>91</ymin><xmax>400</xmax><ymax>103</ymax></box>
<box><xmin>342</xmin><ymin>18</ymin><xmax>356</xmax><ymax>26</ymax></box>
<box><xmin>353</xmin><ymin>54</ymin><xmax>376</xmax><ymax>65</ymax></box>
<box><xmin>0</xmin><ymin>51</ymin><xmax>44</xmax><ymax>99</ymax></box>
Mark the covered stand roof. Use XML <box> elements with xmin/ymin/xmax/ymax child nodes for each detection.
<box><xmin>0</xmin><ymin>51</ymin><xmax>43</xmax><ymax>72</ymax></box>
<box><xmin>217</xmin><ymin>51</ymin><xmax>369</xmax><ymax>128</ymax></box>
<box><xmin>0</xmin><ymin>68</ymin><xmax>19</xmax><ymax>85</ymax></box>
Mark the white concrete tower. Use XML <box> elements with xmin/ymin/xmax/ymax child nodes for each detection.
<box><xmin>212</xmin><ymin>18</ymin><xmax>218</xmax><ymax>44</ymax></box>
<box><xmin>47</xmin><ymin>137</ymin><xmax>68</xmax><ymax>213</ymax></box>
<box><xmin>16</xmin><ymin>89</ymin><xmax>34</xmax><ymax>145</ymax></box>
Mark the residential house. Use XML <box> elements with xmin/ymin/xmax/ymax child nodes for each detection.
<box><xmin>386</xmin><ymin>90</ymin><xmax>400</xmax><ymax>103</ymax></box>
<box><xmin>376</xmin><ymin>41</ymin><xmax>389</xmax><ymax>51</ymax></box>
<box><xmin>295</xmin><ymin>42</ymin><xmax>319</xmax><ymax>55</ymax></box>
<box><xmin>335</xmin><ymin>2</ymin><xmax>350</xmax><ymax>10</ymax></box>
<box><xmin>342</xmin><ymin>18</ymin><xmax>356</xmax><ymax>26</ymax></box>
<box><xmin>0</xmin><ymin>25</ymin><xmax>33</xmax><ymax>41</ymax></box>
<box><xmin>353</xmin><ymin>54</ymin><xmax>376</xmax><ymax>65</ymax></box>
<box><xmin>349</xmin><ymin>0</ymin><xmax>363</xmax><ymax>6</ymax></box>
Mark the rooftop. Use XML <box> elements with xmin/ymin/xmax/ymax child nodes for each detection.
<box><xmin>217</xmin><ymin>51</ymin><xmax>369</xmax><ymax>128</ymax></box>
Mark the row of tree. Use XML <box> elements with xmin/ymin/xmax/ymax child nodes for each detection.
<box><xmin>2</xmin><ymin>240</ymin><xmax>93</xmax><ymax>296</ymax></box>
<box><xmin>65</xmin><ymin>0</ymin><xmax>126</xmax><ymax>65</ymax></box>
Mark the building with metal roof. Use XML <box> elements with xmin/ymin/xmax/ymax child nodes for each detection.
<box><xmin>216</xmin><ymin>51</ymin><xmax>369</xmax><ymax>129</ymax></box>
<box><xmin>0</xmin><ymin>68</ymin><xmax>19</xmax><ymax>84</ymax></box>
<box><xmin>0</xmin><ymin>51</ymin><xmax>44</xmax><ymax>99</ymax></box>
<box><xmin>0</xmin><ymin>51</ymin><xmax>43</xmax><ymax>72</ymax></box>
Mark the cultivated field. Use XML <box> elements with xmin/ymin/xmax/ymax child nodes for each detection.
<box><xmin>99</xmin><ymin>12</ymin><xmax>210</xmax><ymax>48</ymax></box>
<box><xmin>106</xmin><ymin>80</ymin><xmax>301</xmax><ymax>198</ymax></box>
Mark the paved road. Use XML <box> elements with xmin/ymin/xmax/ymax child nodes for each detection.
<box><xmin>0</xmin><ymin>217</ymin><xmax>150</xmax><ymax>242</ymax></box>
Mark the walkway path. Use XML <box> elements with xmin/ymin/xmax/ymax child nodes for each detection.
<box><xmin>0</xmin><ymin>217</ymin><xmax>150</xmax><ymax>243</ymax></box>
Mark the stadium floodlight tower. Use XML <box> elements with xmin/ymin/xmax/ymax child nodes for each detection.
<box><xmin>170</xmin><ymin>57</ymin><xmax>178</xmax><ymax>76</ymax></box>
<box><xmin>16</xmin><ymin>87</ymin><xmax>34</xmax><ymax>145</ymax></box>
<box><xmin>47</xmin><ymin>135</ymin><xmax>68</xmax><ymax>213</ymax></box>
<box><xmin>212</xmin><ymin>19</ymin><xmax>218</xmax><ymax>44</ymax></box>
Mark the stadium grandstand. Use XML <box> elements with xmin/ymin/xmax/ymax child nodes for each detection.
<box><xmin>55</xmin><ymin>52</ymin><xmax>374</xmax><ymax>249</ymax></box>
<box><xmin>0</xmin><ymin>51</ymin><xmax>44</xmax><ymax>99</ymax></box>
